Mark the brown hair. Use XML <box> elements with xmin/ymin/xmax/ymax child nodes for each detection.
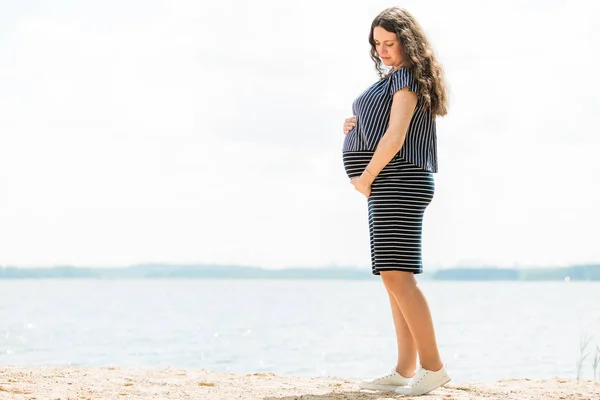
<box><xmin>369</xmin><ymin>7</ymin><xmax>448</xmax><ymax>117</ymax></box>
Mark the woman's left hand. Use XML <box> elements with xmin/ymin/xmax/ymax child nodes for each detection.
<box><xmin>351</xmin><ymin>174</ymin><xmax>372</xmax><ymax>198</ymax></box>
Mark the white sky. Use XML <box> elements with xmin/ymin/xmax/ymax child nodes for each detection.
<box><xmin>1</xmin><ymin>0</ymin><xmax>599</xmax><ymax>269</ymax></box>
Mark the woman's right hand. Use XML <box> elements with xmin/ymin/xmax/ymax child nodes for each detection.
<box><xmin>343</xmin><ymin>116</ymin><xmax>356</xmax><ymax>135</ymax></box>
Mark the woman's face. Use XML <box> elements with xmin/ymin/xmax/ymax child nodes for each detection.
<box><xmin>373</xmin><ymin>26</ymin><xmax>403</xmax><ymax>69</ymax></box>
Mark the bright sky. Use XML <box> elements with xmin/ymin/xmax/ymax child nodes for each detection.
<box><xmin>1</xmin><ymin>0</ymin><xmax>599</xmax><ymax>269</ymax></box>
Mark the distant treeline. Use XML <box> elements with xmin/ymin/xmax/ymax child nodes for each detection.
<box><xmin>0</xmin><ymin>264</ymin><xmax>367</xmax><ymax>280</ymax></box>
<box><xmin>0</xmin><ymin>264</ymin><xmax>599</xmax><ymax>281</ymax></box>
<box><xmin>430</xmin><ymin>264</ymin><xmax>600</xmax><ymax>281</ymax></box>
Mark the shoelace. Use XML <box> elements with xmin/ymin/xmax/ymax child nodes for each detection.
<box><xmin>409</xmin><ymin>369</ymin><xmax>429</xmax><ymax>385</ymax></box>
<box><xmin>376</xmin><ymin>368</ymin><xmax>398</xmax><ymax>381</ymax></box>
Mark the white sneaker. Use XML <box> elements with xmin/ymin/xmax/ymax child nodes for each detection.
<box><xmin>394</xmin><ymin>365</ymin><xmax>451</xmax><ymax>396</ymax></box>
<box><xmin>358</xmin><ymin>368</ymin><xmax>412</xmax><ymax>391</ymax></box>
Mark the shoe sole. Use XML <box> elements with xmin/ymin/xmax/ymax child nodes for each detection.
<box><xmin>396</xmin><ymin>376</ymin><xmax>451</xmax><ymax>395</ymax></box>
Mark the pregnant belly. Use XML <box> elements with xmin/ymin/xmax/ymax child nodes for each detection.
<box><xmin>343</xmin><ymin>151</ymin><xmax>424</xmax><ymax>181</ymax></box>
<box><xmin>342</xmin><ymin>151</ymin><xmax>373</xmax><ymax>179</ymax></box>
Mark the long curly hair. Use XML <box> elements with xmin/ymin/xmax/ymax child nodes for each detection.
<box><xmin>369</xmin><ymin>7</ymin><xmax>448</xmax><ymax>117</ymax></box>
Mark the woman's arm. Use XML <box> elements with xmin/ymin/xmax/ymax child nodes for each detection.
<box><xmin>364</xmin><ymin>87</ymin><xmax>418</xmax><ymax>179</ymax></box>
<box><xmin>350</xmin><ymin>87</ymin><xmax>418</xmax><ymax>197</ymax></box>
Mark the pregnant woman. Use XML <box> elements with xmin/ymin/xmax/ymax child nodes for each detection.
<box><xmin>342</xmin><ymin>7</ymin><xmax>451</xmax><ymax>396</ymax></box>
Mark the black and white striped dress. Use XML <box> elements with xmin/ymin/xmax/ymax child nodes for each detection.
<box><xmin>342</xmin><ymin>66</ymin><xmax>437</xmax><ymax>275</ymax></box>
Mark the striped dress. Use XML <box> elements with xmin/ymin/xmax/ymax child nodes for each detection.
<box><xmin>342</xmin><ymin>66</ymin><xmax>437</xmax><ymax>275</ymax></box>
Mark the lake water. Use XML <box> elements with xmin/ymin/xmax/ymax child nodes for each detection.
<box><xmin>1</xmin><ymin>279</ymin><xmax>599</xmax><ymax>383</ymax></box>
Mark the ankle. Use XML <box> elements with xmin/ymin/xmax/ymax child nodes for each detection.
<box><xmin>395</xmin><ymin>366</ymin><xmax>415</xmax><ymax>378</ymax></box>
<box><xmin>419</xmin><ymin>360</ymin><xmax>444</xmax><ymax>372</ymax></box>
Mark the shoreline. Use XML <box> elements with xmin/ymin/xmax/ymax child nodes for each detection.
<box><xmin>1</xmin><ymin>367</ymin><xmax>599</xmax><ymax>399</ymax></box>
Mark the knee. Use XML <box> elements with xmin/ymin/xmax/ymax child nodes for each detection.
<box><xmin>381</xmin><ymin>271</ymin><xmax>417</xmax><ymax>298</ymax></box>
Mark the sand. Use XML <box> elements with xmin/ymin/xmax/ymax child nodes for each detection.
<box><xmin>0</xmin><ymin>367</ymin><xmax>599</xmax><ymax>399</ymax></box>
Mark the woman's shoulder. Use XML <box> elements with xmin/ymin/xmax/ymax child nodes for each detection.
<box><xmin>386</xmin><ymin>66</ymin><xmax>419</xmax><ymax>95</ymax></box>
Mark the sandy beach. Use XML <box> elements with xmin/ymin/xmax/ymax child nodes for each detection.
<box><xmin>0</xmin><ymin>367</ymin><xmax>599</xmax><ymax>400</ymax></box>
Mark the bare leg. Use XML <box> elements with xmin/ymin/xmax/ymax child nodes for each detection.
<box><xmin>386</xmin><ymin>289</ymin><xmax>417</xmax><ymax>377</ymax></box>
<box><xmin>381</xmin><ymin>271</ymin><xmax>443</xmax><ymax>371</ymax></box>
